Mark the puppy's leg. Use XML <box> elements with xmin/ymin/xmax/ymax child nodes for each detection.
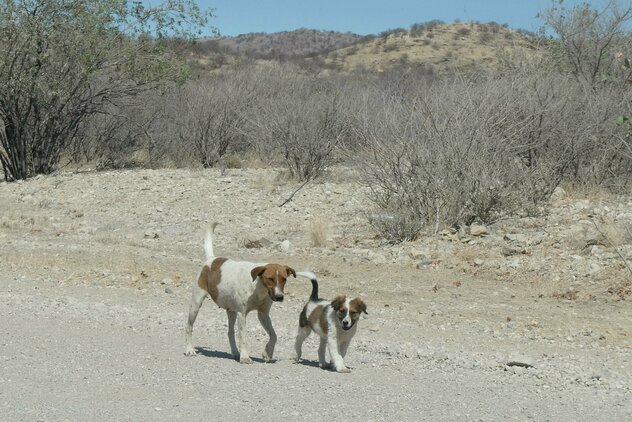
<box><xmin>318</xmin><ymin>337</ymin><xmax>330</xmax><ymax>369</ymax></box>
<box><xmin>236</xmin><ymin>312</ymin><xmax>252</xmax><ymax>364</ymax></box>
<box><xmin>226</xmin><ymin>310</ymin><xmax>239</xmax><ymax>358</ymax></box>
<box><xmin>339</xmin><ymin>340</ymin><xmax>350</xmax><ymax>358</ymax></box>
<box><xmin>184</xmin><ymin>285</ymin><xmax>207</xmax><ymax>356</ymax></box>
<box><xmin>327</xmin><ymin>335</ymin><xmax>350</xmax><ymax>373</ymax></box>
<box><xmin>257</xmin><ymin>310</ymin><xmax>277</xmax><ymax>362</ymax></box>
<box><xmin>294</xmin><ymin>326</ymin><xmax>311</xmax><ymax>362</ymax></box>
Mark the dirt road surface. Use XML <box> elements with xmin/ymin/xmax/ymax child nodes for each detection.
<box><xmin>1</xmin><ymin>169</ymin><xmax>630</xmax><ymax>421</ymax></box>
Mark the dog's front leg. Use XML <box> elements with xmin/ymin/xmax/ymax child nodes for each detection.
<box><xmin>257</xmin><ymin>311</ymin><xmax>277</xmax><ymax>362</ymax></box>
<box><xmin>236</xmin><ymin>312</ymin><xmax>252</xmax><ymax>364</ymax></box>
<box><xmin>327</xmin><ymin>335</ymin><xmax>350</xmax><ymax>373</ymax></box>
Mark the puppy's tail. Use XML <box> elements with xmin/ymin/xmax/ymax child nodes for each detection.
<box><xmin>296</xmin><ymin>271</ymin><xmax>319</xmax><ymax>301</ymax></box>
<box><xmin>204</xmin><ymin>222</ymin><xmax>219</xmax><ymax>261</ymax></box>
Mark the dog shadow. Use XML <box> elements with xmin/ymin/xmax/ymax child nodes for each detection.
<box><xmin>294</xmin><ymin>358</ymin><xmax>324</xmax><ymax>369</ymax></box>
<box><xmin>194</xmin><ymin>347</ymin><xmax>273</xmax><ymax>364</ymax></box>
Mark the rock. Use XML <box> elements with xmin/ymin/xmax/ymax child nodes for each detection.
<box><xmin>502</xmin><ymin>246</ymin><xmax>526</xmax><ymax>257</ymax></box>
<box><xmin>589</xmin><ymin>368</ymin><xmax>612</xmax><ymax>380</ymax></box>
<box><xmin>409</xmin><ymin>249</ymin><xmax>430</xmax><ymax>260</ymax></box>
<box><xmin>503</xmin><ymin>233</ymin><xmax>528</xmax><ymax>243</ymax></box>
<box><xmin>469</xmin><ymin>224</ymin><xmax>488</xmax><ymax>237</ymax></box>
<box><xmin>584</xmin><ymin>227</ymin><xmax>603</xmax><ymax>246</ymax></box>
<box><xmin>587</xmin><ymin>263</ymin><xmax>602</xmax><ymax>275</ymax></box>
<box><xmin>279</xmin><ymin>239</ymin><xmax>291</xmax><ymax>253</ymax></box>
<box><xmin>473</xmin><ymin>258</ymin><xmax>484</xmax><ymax>266</ymax></box>
<box><xmin>506</xmin><ymin>354</ymin><xmax>535</xmax><ymax>368</ymax></box>
<box><xmin>243</xmin><ymin>237</ymin><xmax>273</xmax><ymax>249</ymax></box>
<box><xmin>550</xmin><ymin>186</ymin><xmax>567</xmax><ymax>202</ymax></box>
<box><xmin>164</xmin><ymin>287</ymin><xmax>174</xmax><ymax>294</ymax></box>
<box><xmin>416</xmin><ymin>259</ymin><xmax>433</xmax><ymax>269</ymax></box>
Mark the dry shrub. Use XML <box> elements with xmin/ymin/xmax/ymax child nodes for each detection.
<box><xmin>248</xmin><ymin>67</ymin><xmax>349</xmax><ymax>181</ymax></box>
<box><xmin>552</xmin><ymin>288</ymin><xmax>580</xmax><ymax>301</ymax></box>
<box><xmin>356</xmin><ymin>67</ymin><xmax>631</xmax><ymax>243</ymax></box>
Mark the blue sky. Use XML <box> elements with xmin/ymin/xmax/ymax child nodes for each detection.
<box><xmin>196</xmin><ymin>0</ymin><xmax>607</xmax><ymax>37</ymax></box>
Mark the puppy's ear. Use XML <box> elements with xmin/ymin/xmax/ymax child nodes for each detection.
<box><xmin>250</xmin><ymin>266</ymin><xmax>266</xmax><ymax>281</ymax></box>
<box><xmin>353</xmin><ymin>298</ymin><xmax>368</xmax><ymax>315</ymax></box>
<box><xmin>286</xmin><ymin>266</ymin><xmax>296</xmax><ymax>278</ymax></box>
<box><xmin>331</xmin><ymin>295</ymin><xmax>346</xmax><ymax>311</ymax></box>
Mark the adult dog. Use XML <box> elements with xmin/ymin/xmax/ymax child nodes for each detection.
<box><xmin>185</xmin><ymin>223</ymin><xmax>296</xmax><ymax>363</ymax></box>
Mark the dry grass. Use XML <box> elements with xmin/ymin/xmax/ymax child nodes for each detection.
<box><xmin>309</xmin><ymin>215</ymin><xmax>329</xmax><ymax>247</ymax></box>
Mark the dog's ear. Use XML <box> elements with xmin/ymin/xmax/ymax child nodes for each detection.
<box><xmin>353</xmin><ymin>298</ymin><xmax>368</xmax><ymax>315</ymax></box>
<box><xmin>286</xmin><ymin>266</ymin><xmax>296</xmax><ymax>278</ymax></box>
<box><xmin>331</xmin><ymin>295</ymin><xmax>346</xmax><ymax>311</ymax></box>
<box><xmin>251</xmin><ymin>266</ymin><xmax>266</xmax><ymax>281</ymax></box>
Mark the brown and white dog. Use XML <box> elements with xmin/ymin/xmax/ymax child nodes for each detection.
<box><xmin>184</xmin><ymin>223</ymin><xmax>296</xmax><ymax>363</ymax></box>
<box><xmin>294</xmin><ymin>272</ymin><xmax>367</xmax><ymax>373</ymax></box>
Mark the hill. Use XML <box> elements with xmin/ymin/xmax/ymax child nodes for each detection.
<box><xmin>318</xmin><ymin>22</ymin><xmax>541</xmax><ymax>74</ymax></box>
<box><xmin>185</xmin><ymin>22</ymin><xmax>541</xmax><ymax>74</ymax></box>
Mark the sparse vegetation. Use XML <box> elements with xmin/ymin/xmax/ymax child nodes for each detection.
<box><xmin>2</xmin><ymin>1</ymin><xmax>632</xmax><ymax>256</ymax></box>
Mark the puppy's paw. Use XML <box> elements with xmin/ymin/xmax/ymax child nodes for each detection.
<box><xmin>262</xmin><ymin>352</ymin><xmax>273</xmax><ymax>363</ymax></box>
<box><xmin>337</xmin><ymin>366</ymin><xmax>351</xmax><ymax>373</ymax></box>
<box><xmin>184</xmin><ymin>347</ymin><xmax>196</xmax><ymax>357</ymax></box>
<box><xmin>319</xmin><ymin>362</ymin><xmax>332</xmax><ymax>370</ymax></box>
<box><xmin>239</xmin><ymin>356</ymin><xmax>253</xmax><ymax>364</ymax></box>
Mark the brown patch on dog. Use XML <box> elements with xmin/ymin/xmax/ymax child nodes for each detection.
<box><xmin>198</xmin><ymin>257</ymin><xmax>227</xmax><ymax>302</ymax></box>
<box><xmin>310</xmin><ymin>305</ymin><xmax>328</xmax><ymax>333</ymax></box>
<box><xmin>349</xmin><ymin>298</ymin><xmax>368</xmax><ymax>315</ymax></box>
<box><xmin>330</xmin><ymin>295</ymin><xmax>346</xmax><ymax>312</ymax></box>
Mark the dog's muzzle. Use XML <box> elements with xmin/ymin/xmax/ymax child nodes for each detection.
<box><xmin>273</xmin><ymin>294</ymin><xmax>284</xmax><ymax>302</ymax></box>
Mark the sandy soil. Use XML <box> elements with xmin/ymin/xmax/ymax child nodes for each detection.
<box><xmin>0</xmin><ymin>168</ymin><xmax>630</xmax><ymax>421</ymax></box>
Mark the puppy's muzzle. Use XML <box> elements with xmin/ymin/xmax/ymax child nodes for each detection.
<box><xmin>273</xmin><ymin>294</ymin><xmax>284</xmax><ymax>302</ymax></box>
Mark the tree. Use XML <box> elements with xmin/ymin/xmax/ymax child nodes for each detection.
<box><xmin>542</xmin><ymin>0</ymin><xmax>632</xmax><ymax>87</ymax></box>
<box><xmin>0</xmin><ymin>0</ymin><xmax>215</xmax><ymax>181</ymax></box>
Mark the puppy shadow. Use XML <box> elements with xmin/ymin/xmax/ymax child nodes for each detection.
<box><xmin>194</xmin><ymin>347</ymin><xmax>272</xmax><ymax>363</ymax></box>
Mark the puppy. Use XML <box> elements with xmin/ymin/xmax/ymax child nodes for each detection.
<box><xmin>294</xmin><ymin>272</ymin><xmax>367</xmax><ymax>373</ymax></box>
<box><xmin>185</xmin><ymin>223</ymin><xmax>296</xmax><ymax>363</ymax></box>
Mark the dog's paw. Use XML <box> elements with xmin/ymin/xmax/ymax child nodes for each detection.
<box><xmin>262</xmin><ymin>352</ymin><xmax>274</xmax><ymax>363</ymax></box>
<box><xmin>337</xmin><ymin>366</ymin><xmax>351</xmax><ymax>373</ymax></box>
<box><xmin>239</xmin><ymin>356</ymin><xmax>253</xmax><ymax>364</ymax></box>
<box><xmin>184</xmin><ymin>348</ymin><xmax>196</xmax><ymax>357</ymax></box>
<box><xmin>319</xmin><ymin>362</ymin><xmax>332</xmax><ymax>370</ymax></box>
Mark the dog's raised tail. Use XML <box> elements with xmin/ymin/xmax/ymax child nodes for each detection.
<box><xmin>204</xmin><ymin>222</ymin><xmax>219</xmax><ymax>261</ymax></box>
<box><xmin>296</xmin><ymin>271</ymin><xmax>319</xmax><ymax>301</ymax></box>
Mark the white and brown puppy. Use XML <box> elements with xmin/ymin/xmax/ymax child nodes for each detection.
<box><xmin>294</xmin><ymin>272</ymin><xmax>367</xmax><ymax>373</ymax></box>
<box><xmin>185</xmin><ymin>223</ymin><xmax>296</xmax><ymax>364</ymax></box>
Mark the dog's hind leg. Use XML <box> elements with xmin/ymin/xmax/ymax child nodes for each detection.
<box><xmin>318</xmin><ymin>337</ymin><xmax>329</xmax><ymax>369</ymax></box>
<box><xmin>226</xmin><ymin>310</ymin><xmax>239</xmax><ymax>358</ymax></box>
<box><xmin>294</xmin><ymin>326</ymin><xmax>311</xmax><ymax>362</ymax></box>
<box><xmin>184</xmin><ymin>285</ymin><xmax>207</xmax><ymax>356</ymax></box>
<box><xmin>236</xmin><ymin>312</ymin><xmax>252</xmax><ymax>364</ymax></box>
